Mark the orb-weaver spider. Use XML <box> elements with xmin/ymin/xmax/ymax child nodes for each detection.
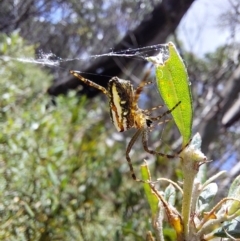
<box><xmin>70</xmin><ymin>70</ymin><xmax>183</xmax><ymax>182</ymax></box>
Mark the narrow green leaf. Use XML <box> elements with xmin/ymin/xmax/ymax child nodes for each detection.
<box><xmin>147</xmin><ymin>42</ymin><xmax>193</xmax><ymax>145</ymax></box>
<box><xmin>227</xmin><ymin>175</ymin><xmax>240</xmax><ymax>215</ymax></box>
<box><xmin>140</xmin><ymin>163</ymin><xmax>159</xmax><ymax>216</ymax></box>
<box><xmin>228</xmin><ymin>175</ymin><xmax>240</xmax><ymax>198</ymax></box>
<box><xmin>23</xmin><ymin>202</ymin><xmax>35</xmax><ymax>218</ymax></box>
<box><xmin>165</xmin><ymin>184</ymin><xmax>176</xmax><ymax>206</ymax></box>
<box><xmin>47</xmin><ymin>164</ymin><xmax>60</xmax><ymax>186</ymax></box>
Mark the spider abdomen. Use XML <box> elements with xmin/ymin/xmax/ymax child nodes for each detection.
<box><xmin>108</xmin><ymin>77</ymin><xmax>135</xmax><ymax>132</ymax></box>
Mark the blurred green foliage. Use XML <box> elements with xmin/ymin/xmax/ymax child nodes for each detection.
<box><xmin>0</xmin><ymin>33</ymin><xmax>156</xmax><ymax>241</ymax></box>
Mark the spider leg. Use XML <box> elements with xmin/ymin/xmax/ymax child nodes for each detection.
<box><xmin>70</xmin><ymin>70</ymin><xmax>108</xmax><ymax>95</ymax></box>
<box><xmin>142</xmin><ymin>128</ymin><xmax>176</xmax><ymax>158</ymax></box>
<box><xmin>142</xmin><ymin>101</ymin><xmax>190</xmax><ymax>158</ymax></box>
<box><xmin>133</xmin><ymin>65</ymin><xmax>153</xmax><ymax>102</ymax></box>
<box><xmin>142</xmin><ymin>129</ymin><xmax>191</xmax><ymax>158</ymax></box>
<box><xmin>149</xmin><ymin>118</ymin><xmax>171</xmax><ymax>130</ymax></box>
<box><xmin>133</xmin><ymin>81</ymin><xmax>153</xmax><ymax>106</ymax></box>
<box><xmin>150</xmin><ymin>101</ymin><xmax>181</xmax><ymax>121</ymax></box>
<box><xmin>142</xmin><ymin>104</ymin><xmax>164</xmax><ymax>114</ymax></box>
<box><xmin>126</xmin><ymin>129</ymin><xmax>143</xmax><ymax>181</ymax></box>
<box><xmin>157</xmin><ymin>119</ymin><xmax>171</xmax><ymax>125</ymax></box>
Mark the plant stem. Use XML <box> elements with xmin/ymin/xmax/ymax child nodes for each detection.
<box><xmin>181</xmin><ymin>158</ymin><xmax>198</xmax><ymax>240</ymax></box>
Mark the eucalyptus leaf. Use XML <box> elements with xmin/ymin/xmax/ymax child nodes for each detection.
<box><xmin>147</xmin><ymin>42</ymin><xmax>193</xmax><ymax>145</ymax></box>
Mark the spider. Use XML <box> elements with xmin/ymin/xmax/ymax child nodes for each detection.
<box><xmin>70</xmin><ymin>70</ymin><xmax>183</xmax><ymax>182</ymax></box>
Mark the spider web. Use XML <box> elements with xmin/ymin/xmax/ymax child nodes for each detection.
<box><xmin>0</xmin><ymin>43</ymin><xmax>169</xmax><ymax>70</ymax></box>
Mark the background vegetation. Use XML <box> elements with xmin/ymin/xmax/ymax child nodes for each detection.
<box><xmin>0</xmin><ymin>0</ymin><xmax>240</xmax><ymax>240</ymax></box>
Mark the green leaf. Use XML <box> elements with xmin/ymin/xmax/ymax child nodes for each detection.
<box><xmin>197</xmin><ymin>183</ymin><xmax>218</xmax><ymax>213</ymax></box>
<box><xmin>228</xmin><ymin>175</ymin><xmax>240</xmax><ymax>198</ymax></box>
<box><xmin>165</xmin><ymin>184</ymin><xmax>176</xmax><ymax>206</ymax></box>
<box><xmin>23</xmin><ymin>202</ymin><xmax>35</xmax><ymax>218</ymax></box>
<box><xmin>214</xmin><ymin>217</ymin><xmax>240</xmax><ymax>238</ymax></box>
<box><xmin>140</xmin><ymin>163</ymin><xmax>159</xmax><ymax>217</ymax></box>
<box><xmin>147</xmin><ymin>42</ymin><xmax>193</xmax><ymax>146</ymax></box>
<box><xmin>227</xmin><ymin>175</ymin><xmax>240</xmax><ymax>215</ymax></box>
<box><xmin>47</xmin><ymin>164</ymin><xmax>60</xmax><ymax>186</ymax></box>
